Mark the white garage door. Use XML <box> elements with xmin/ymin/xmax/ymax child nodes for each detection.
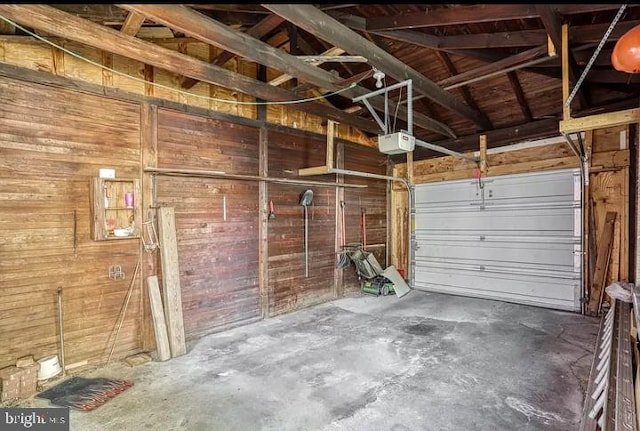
<box><xmin>414</xmin><ymin>168</ymin><xmax>582</xmax><ymax>312</ymax></box>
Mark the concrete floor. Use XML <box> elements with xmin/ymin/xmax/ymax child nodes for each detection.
<box><xmin>25</xmin><ymin>290</ymin><xmax>599</xmax><ymax>431</ymax></box>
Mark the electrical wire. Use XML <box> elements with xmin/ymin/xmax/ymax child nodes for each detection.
<box><xmin>0</xmin><ymin>13</ymin><xmax>366</xmax><ymax>106</ymax></box>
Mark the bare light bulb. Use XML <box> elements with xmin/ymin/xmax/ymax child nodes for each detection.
<box><xmin>373</xmin><ymin>68</ymin><xmax>385</xmax><ymax>89</ymax></box>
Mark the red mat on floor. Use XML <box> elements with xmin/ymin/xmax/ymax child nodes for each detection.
<box><xmin>36</xmin><ymin>377</ymin><xmax>133</xmax><ymax>411</ymax></box>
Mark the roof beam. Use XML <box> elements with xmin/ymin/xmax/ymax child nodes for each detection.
<box><xmin>536</xmin><ymin>5</ymin><xmax>589</xmax><ymax>109</ymax></box>
<box><xmin>329</xmin><ymin>11</ymin><xmax>503</xmax><ymax>63</ymax></box>
<box><xmin>437</xmin><ymin>45</ymin><xmax>552</xmax><ymax>89</ymax></box>
<box><xmin>123</xmin><ymin>4</ymin><xmax>455</xmax><ymax>138</ymax></box>
<box><xmin>572</xmin><ymin>20</ymin><xmax>640</xmax><ymax>44</ymax></box>
<box><xmin>438</xmin><ymin>29</ymin><xmax>548</xmax><ymax>50</ymax></box>
<box><xmin>263</xmin><ymin>4</ymin><xmax>492</xmax><ymax>131</ymax></box>
<box><xmin>181</xmin><ymin>13</ymin><xmax>284</xmax><ymax>89</ymax></box>
<box><xmin>414</xmin><ymin>118</ymin><xmax>561</xmax><ymax>158</ymax></box>
<box><xmin>434</xmin><ymin>51</ymin><xmax>492</xmax><ymax>129</ymax></box>
<box><xmin>366</xmin><ymin>4</ymin><xmax>628</xmax><ymax>31</ymax></box>
<box><xmin>507</xmin><ymin>72</ymin><xmax>533</xmax><ymax>122</ymax></box>
<box><xmin>367</xmin><ymin>4</ymin><xmax>540</xmax><ymax>31</ymax></box>
<box><xmin>0</xmin><ymin>4</ymin><xmax>380</xmax><ymax>134</ymax></box>
<box><xmin>120</xmin><ymin>11</ymin><xmax>145</xmax><ymax>36</ymax></box>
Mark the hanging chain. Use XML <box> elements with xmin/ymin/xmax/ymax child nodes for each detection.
<box><xmin>565</xmin><ymin>4</ymin><xmax>628</xmax><ymax>107</ymax></box>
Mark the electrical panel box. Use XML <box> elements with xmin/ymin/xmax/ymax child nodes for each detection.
<box><xmin>377</xmin><ymin>132</ymin><xmax>415</xmax><ymax>155</ymax></box>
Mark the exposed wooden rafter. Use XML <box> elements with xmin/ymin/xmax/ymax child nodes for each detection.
<box><xmin>181</xmin><ymin>13</ymin><xmax>284</xmax><ymax>89</ymax></box>
<box><xmin>365</xmin><ymin>4</ymin><xmax>627</xmax><ymax>31</ymax></box>
<box><xmin>263</xmin><ymin>3</ymin><xmax>492</xmax><ymax>131</ymax></box>
<box><xmin>434</xmin><ymin>51</ymin><xmax>492</xmax><ymax>129</ymax></box>
<box><xmin>0</xmin><ymin>4</ymin><xmax>381</xmax><ymax>134</ymax></box>
<box><xmin>536</xmin><ymin>5</ymin><xmax>589</xmax><ymax>109</ymax></box>
<box><xmin>119</xmin><ymin>11</ymin><xmax>145</xmax><ymax>36</ymax></box>
<box><xmin>329</xmin><ymin>11</ymin><xmax>503</xmax><ymax>63</ymax></box>
<box><xmin>122</xmin><ymin>4</ymin><xmax>456</xmax><ymax>138</ymax></box>
<box><xmin>437</xmin><ymin>45</ymin><xmax>552</xmax><ymax>89</ymax></box>
<box><xmin>507</xmin><ymin>72</ymin><xmax>533</xmax><ymax>122</ymax></box>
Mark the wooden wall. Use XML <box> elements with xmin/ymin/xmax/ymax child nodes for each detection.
<box><xmin>265</xmin><ymin>131</ymin><xmax>389</xmax><ymax>313</ymax></box>
<box><xmin>155</xmin><ymin>109</ymin><xmax>261</xmax><ymax>340</ymax></box>
<box><xmin>392</xmin><ymin>127</ymin><xmax>632</xmax><ymax>303</ymax></box>
<box><xmin>0</xmin><ymin>62</ymin><xmax>390</xmax><ymax>368</ymax></box>
<box><xmin>0</xmin><ymin>76</ymin><xmax>144</xmax><ymax>369</ymax></box>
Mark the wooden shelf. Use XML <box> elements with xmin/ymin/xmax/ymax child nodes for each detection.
<box><xmin>89</xmin><ymin>177</ymin><xmax>141</xmax><ymax>241</ymax></box>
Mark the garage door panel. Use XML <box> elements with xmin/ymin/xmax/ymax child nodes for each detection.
<box><xmin>416</xmin><ymin>240</ymin><xmax>578</xmax><ymax>268</ymax></box>
<box><xmin>415</xmin><ymin>266</ymin><xmax>578</xmax><ymax>310</ymax></box>
<box><xmin>416</xmin><ymin>209</ymin><xmax>577</xmax><ymax>232</ymax></box>
<box><xmin>414</xmin><ymin>168</ymin><xmax>581</xmax><ymax>311</ymax></box>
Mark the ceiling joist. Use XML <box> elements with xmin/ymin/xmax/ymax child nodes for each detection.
<box><xmin>181</xmin><ymin>13</ymin><xmax>284</xmax><ymax>89</ymax></box>
<box><xmin>365</xmin><ymin>4</ymin><xmax>627</xmax><ymax>32</ymax></box>
<box><xmin>122</xmin><ymin>4</ymin><xmax>456</xmax><ymax>138</ymax></box>
<box><xmin>262</xmin><ymin>4</ymin><xmax>493</xmax><ymax>131</ymax></box>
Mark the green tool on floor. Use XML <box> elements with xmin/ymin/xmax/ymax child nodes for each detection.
<box><xmin>362</xmin><ymin>276</ymin><xmax>395</xmax><ymax>296</ymax></box>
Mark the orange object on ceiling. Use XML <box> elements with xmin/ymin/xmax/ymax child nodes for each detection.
<box><xmin>612</xmin><ymin>23</ymin><xmax>640</xmax><ymax>73</ymax></box>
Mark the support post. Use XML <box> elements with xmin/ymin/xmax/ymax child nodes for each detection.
<box><xmin>562</xmin><ymin>23</ymin><xmax>571</xmax><ymax>121</ymax></box>
<box><xmin>479</xmin><ymin>134</ymin><xmax>488</xmax><ymax>175</ymax></box>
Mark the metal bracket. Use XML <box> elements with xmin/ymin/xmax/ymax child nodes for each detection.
<box><xmin>109</xmin><ymin>265</ymin><xmax>126</xmax><ymax>280</ymax></box>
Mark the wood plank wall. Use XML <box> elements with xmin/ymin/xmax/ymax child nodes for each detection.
<box><xmin>155</xmin><ymin>109</ymin><xmax>261</xmax><ymax>340</ymax></box>
<box><xmin>266</xmin><ymin>131</ymin><xmax>337</xmax><ymax>316</ymax></box>
<box><xmin>392</xmin><ymin>127</ymin><xmax>631</xmax><ymax>298</ymax></box>
<box><xmin>0</xmin><ymin>62</ymin><xmax>390</xmax><ymax>368</ymax></box>
<box><xmin>342</xmin><ymin>144</ymin><xmax>389</xmax><ymax>293</ymax></box>
<box><xmin>0</xmin><ymin>76</ymin><xmax>144</xmax><ymax>369</ymax></box>
<box><xmin>265</xmin><ymin>132</ymin><xmax>389</xmax><ymax>312</ymax></box>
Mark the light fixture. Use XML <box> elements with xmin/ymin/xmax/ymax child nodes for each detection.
<box><xmin>612</xmin><ymin>23</ymin><xmax>640</xmax><ymax>74</ymax></box>
<box><xmin>373</xmin><ymin>67</ymin><xmax>385</xmax><ymax>88</ymax></box>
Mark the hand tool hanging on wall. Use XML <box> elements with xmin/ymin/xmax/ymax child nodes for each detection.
<box><xmin>300</xmin><ymin>190</ymin><xmax>314</xmax><ymax>278</ymax></box>
<box><xmin>268</xmin><ymin>200</ymin><xmax>276</xmax><ymax>220</ymax></box>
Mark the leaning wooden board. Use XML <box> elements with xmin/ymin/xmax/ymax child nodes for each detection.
<box><xmin>158</xmin><ymin>207</ymin><xmax>187</xmax><ymax>357</ymax></box>
<box><xmin>586</xmin><ymin>211</ymin><xmax>617</xmax><ymax>316</ymax></box>
<box><xmin>146</xmin><ymin>275</ymin><xmax>171</xmax><ymax>362</ymax></box>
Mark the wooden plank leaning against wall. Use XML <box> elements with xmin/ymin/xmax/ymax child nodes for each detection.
<box><xmin>391</xmin><ymin>126</ymin><xmax>632</xmax><ymax>308</ymax></box>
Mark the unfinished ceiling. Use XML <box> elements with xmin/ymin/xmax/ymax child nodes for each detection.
<box><xmin>2</xmin><ymin>3</ymin><xmax>639</xmax><ymax>160</ymax></box>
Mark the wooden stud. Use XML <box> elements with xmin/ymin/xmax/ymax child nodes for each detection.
<box><xmin>120</xmin><ymin>11</ymin><xmax>145</xmax><ymax>37</ymax></box>
<box><xmin>101</xmin><ymin>51</ymin><xmax>113</xmax><ymax>87</ymax></box>
<box><xmin>406</xmin><ymin>150</ymin><xmax>414</xmax><ymax>184</ymax></box>
<box><xmin>334</xmin><ymin>140</ymin><xmax>345</xmax><ymax>298</ymax></box>
<box><xmin>562</xmin><ymin>23</ymin><xmax>571</xmax><ymax>121</ymax></box>
<box><xmin>479</xmin><ymin>134</ymin><xmax>488</xmax><ymax>175</ymax></box>
<box><xmin>51</xmin><ymin>46</ymin><xmax>64</xmax><ymax>76</ymax></box>
<box><xmin>560</xmin><ymin>108</ymin><xmax>640</xmax><ymax>135</ymax></box>
<box><xmin>326</xmin><ymin>120</ymin><xmax>336</xmax><ymax>170</ymax></box>
<box><xmin>140</xmin><ymin>102</ymin><xmax>158</xmax><ymax>352</ymax></box>
<box><xmin>258</xmin><ymin>127</ymin><xmax>269</xmax><ymax>318</ymax></box>
<box><xmin>547</xmin><ymin>34</ymin><xmax>556</xmax><ymax>57</ymax></box>
<box><xmin>298</xmin><ymin>119</ymin><xmax>337</xmax><ymax>176</ymax></box>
